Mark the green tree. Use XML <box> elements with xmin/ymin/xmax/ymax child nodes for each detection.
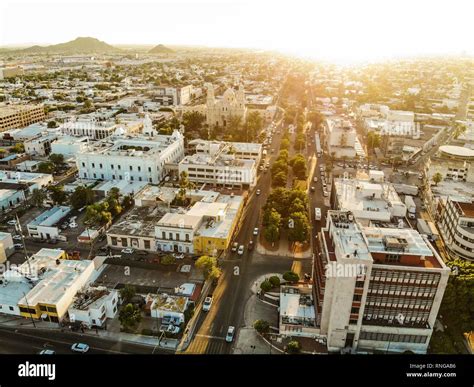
<box><xmin>272</xmin><ymin>171</ymin><xmax>287</xmax><ymax>188</ymax></box>
<box><xmin>37</xmin><ymin>161</ymin><xmax>55</xmax><ymax>174</ymax></box>
<box><xmin>288</xmin><ymin>211</ymin><xmax>310</xmax><ymax>243</ymax></box>
<box><xmin>182</xmin><ymin>111</ymin><xmax>206</xmax><ymax>132</ymax></box>
<box><xmin>253</xmin><ymin>319</ymin><xmax>270</xmax><ymax>334</ymax></box>
<box><xmin>10</xmin><ymin>143</ymin><xmax>25</xmax><ymax>154</ymax></box>
<box><xmin>289</xmin><ymin>154</ymin><xmax>307</xmax><ymax>179</ymax></box>
<box><xmin>48</xmin><ymin>185</ymin><xmax>67</xmax><ymax>205</ymax></box>
<box><xmin>47</xmin><ymin>120</ymin><xmax>58</xmax><ymax>128</ymax></box>
<box><xmin>120</xmin><ymin>285</ymin><xmax>136</xmax><ymax>303</ymax></box>
<box><xmin>30</xmin><ymin>189</ymin><xmax>46</xmax><ymax>208</ymax></box>
<box><xmin>85</xmin><ymin>202</ymin><xmax>113</xmax><ymax>226</ymax></box>
<box><xmin>119</xmin><ymin>303</ymin><xmax>142</xmax><ymax>331</ymax></box>
<box><xmin>195</xmin><ymin>255</ymin><xmax>221</xmax><ymax>280</ymax></box>
<box><xmin>283</xmin><ymin>271</ymin><xmax>300</xmax><ymax>283</ymax></box>
<box><xmin>367</xmin><ymin>131</ymin><xmax>381</xmax><ymax>151</ymax></box>
<box><xmin>432</xmin><ymin>172</ymin><xmax>443</xmax><ymax>186</ymax></box>
<box><xmin>263</xmin><ymin>208</ymin><xmax>281</xmax><ymax>243</ymax></box>
<box><xmin>244</xmin><ymin>111</ymin><xmax>263</xmax><ymax>141</ymax></box>
<box><xmin>48</xmin><ymin>153</ymin><xmax>65</xmax><ymax>172</ymax></box>
<box><xmin>69</xmin><ymin>186</ymin><xmax>95</xmax><ymax>209</ymax></box>
<box><xmin>280</xmin><ymin>138</ymin><xmax>290</xmax><ymax>151</ymax></box>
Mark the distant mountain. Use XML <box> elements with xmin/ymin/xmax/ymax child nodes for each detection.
<box><xmin>16</xmin><ymin>37</ymin><xmax>120</xmax><ymax>54</ymax></box>
<box><xmin>148</xmin><ymin>44</ymin><xmax>174</xmax><ymax>54</ymax></box>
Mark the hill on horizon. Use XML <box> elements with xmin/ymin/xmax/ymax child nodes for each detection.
<box><xmin>148</xmin><ymin>44</ymin><xmax>174</xmax><ymax>54</ymax></box>
<box><xmin>4</xmin><ymin>37</ymin><xmax>120</xmax><ymax>54</ymax></box>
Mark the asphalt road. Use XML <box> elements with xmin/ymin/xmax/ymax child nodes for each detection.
<box><xmin>185</xmin><ymin>115</ymin><xmax>295</xmax><ymax>354</ymax></box>
<box><xmin>0</xmin><ymin>326</ymin><xmax>165</xmax><ymax>355</ymax></box>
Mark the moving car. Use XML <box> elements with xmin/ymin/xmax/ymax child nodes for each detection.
<box><xmin>237</xmin><ymin>245</ymin><xmax>244</xmax><ymax>255</ymax></box>
<box><xmin>310</xmin><ymin>186</ymin><xmax>315</xmax><ymax>192</ymax></box>
<box><xmin>121</xmin><ymin>248</ymin><xmax>135</xmax><ymax>254</ymax></box>
<box><xmin>248</xmin><ymin>240</ymin><xmax>254</xmax><ymax>251</ymax></box>
<box><xmin>253</xmin><ymin>227</ymin><xmax>259</xmax><ymax>236</ymax></box>
<box><xmin>202</xmin><ymin>296</ymin><xmax>213</xmax><ymax>312</ymax></box>
<box><xmin>313</xmin><ymin>177</ymin><xmax>318</xmax><ymax>183</ymax></box>
<box><xmin>225</xmin><ymin>326</ymin><xmax>235</xmax><ymax>343</ymax></box>
<box><xmin>231</xmin><ymin>242</ymin><xmax>238</xmax><ymax>252</ymax></box>
<box><xmin>71</xmin><ymin>343</ymin><xmax>89</xmax><ymax>353</ymax></box>
<box><xmin>38</xmin><ymin>349</ymin><xmax>56</xmax><ymax>355</ymax></box>
<box><xmin>256</xmin><ymin>189</ymin><xmax>261</xmax><ymax>195</ymax></box>
<box><xmin>323</xmin><ymin>190</ymin><xmax>329</xmax><ymax>197</ymax></box>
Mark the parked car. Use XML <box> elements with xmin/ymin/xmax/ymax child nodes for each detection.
<box><xmin>121</xmin><ymin>248</ymin><xmax>134</xmax><ymax>254</ymax></box>
<box><xmin>173</xmin><ymin>253</ymin><xmax>185</xmax><ymax>259</ymax></box>
<box><xmin>313</xmin><ymin>177</ymin><xmax>318</xmax><ymax>183</ymax></box>
<box><xmin>13</xmin><ymin>235</ymin><xmax>22</xmax><ymax>241</ymax></box>
<box><xmin>225</xmin><ymin>326</ymin><xmax>235</xmax><ymax>343</ymax></box>
<box><xmin>159</xmin><ymin>324</ymin><xmax>180</xmax><ymax>334</ymax></box>
<box><xmin>14</xmin><ymin>244</ymin><xmax>23</xmax><ymax>250</ymax></box>
<box><xmin>323</xmin><ymin>190</ymin><xmax>329</xmax><ymax>197</ymax></box>
<box><xmin>231</xmin><ymin>242</ymin><xmax>239</xmax><ymax>252</ymax></box>
<box><xmin>7</xmin><ymin>220</ymin><xmax>17</xmax><ymax>226</ymax></box>
<box><xmin>162</xmin><ymin>315</ymin><xmax>181</xmax><ymax>326</ymax></box>
<box><xmin>71</xmin><ymin>343</ymin><xmax>89</xmax><ymax>353</ymax></box>
<box><xmin>310</xmin><ymin>186</ymin><xmax>315</xmax><ymax>192</ymax></box>
<box><xmin>69</xmin><ymin>223</ymin><xmax>78</xmax><ymax>229</ymax></box>
<box><xmin>253</xmin><ymin>227</ymin><xmax>259</xmax><ymax>236</ymax></box>
<box><xmin>256</xmin><ymin>189</ymin><xmax>261</xmax><ymax>196</ymax></box>
<box><xmin>202</xmin><ymin>296</ymin><xmax>213</xmax><ymax>312</ymax></box>
<box><xmin>237</xmin><ymin>245</ymin><xmax>244</xmax><ymax>255</ymax></box>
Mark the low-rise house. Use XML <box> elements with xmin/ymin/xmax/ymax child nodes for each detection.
<box><xmin>68</xmin><ymin>286</ymin><xmax>119</xmax><ymax>328</ymax></box>
<box><xmin>147</xmin><ymin>293</ymin><xmax>189</xmax><ymax>323</ymax></box>
<box><xmin>27</xmin><ymin>206</ymin><xmax>71</xmax><ymax>240</ymax></box>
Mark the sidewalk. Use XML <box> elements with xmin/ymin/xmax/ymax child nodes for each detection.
<box><xmin>0</xmin><ymin>315</ymin><xmax>178</xmax><ymax>350</ymax></box>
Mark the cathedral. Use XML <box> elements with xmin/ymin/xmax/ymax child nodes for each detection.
<box><xmin>205</xmin><ymin>83</ymin><xmax>247</xmax><ymax>127</ymax></box>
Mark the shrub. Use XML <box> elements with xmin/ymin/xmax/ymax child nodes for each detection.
<box><xmin>161</xmin><ymin>255</ymin><xmax>176</xmax><ymax>265</ymax></box>
<box><xmin>260</xmin><ymin>279</ymin><xmax>272</xmax><ymax>292</ymax></box>
<box><xmin>253</xmin><ymin>319</ymin><xmax>270</xmax><ymax>334</ymax></box>
<box><xmin>269</xmin><ymin>276</ymin><xmax>281</xmax><ymax>287</ymax></box>
<box><xmin>286</xmin><ymin>340</ymin><xmax>301</xmax><ymax>354</ymax></box>
<box><xmin>283</xmin><ymin>271</ymin><xmax>299</xmax><ymax>283</ymax></box>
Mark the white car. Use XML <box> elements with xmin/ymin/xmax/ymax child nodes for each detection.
<box><xmin>237</xmin><ymin>245</ymin><xmax>244</xmax><ymax>255</ymax></box>
<box><xmin>256</xmin><ymin>189</ymin><xmax>261</xmax><ymax>196</ymax></box>
<box><xmin>7</xmin><ymin>220</ymin><xmax>17</xmax><ymax>226</ymax></box>
<box><xmin>173</xmin><ymin>253</ymin><xmax>185</xmax><ymax>259</ymax></box>
<box><xmin>323</xmin><ymin>190</ymin><xmax>329</xmax><ymax>197</ymax></box>
<box><xmin>225</xmin><ymin>326</ymin><xmax>235</xmax><ymax>343</ymax></box>
<box><xmin>71</xmin><ymin>343</ymin><xmax>89</xmax><ymax>353</ymax></box>
<box><xmin>121</xmin><ymin>248</ymin><xmax>134</xmax><ymax>254</ymax></box>
<box><xmin>202</xmin><ymin>296</ymin><xmax>213</xmax><ymax>312</ymax></box>
<box><xmin>313</xmin><ymin>177</ymin><xmax>318</xmax><ymax>183</ymax></box>
<box><xmin>69</xmin><ymin>222</ymin><xmax>78</xmax><ymax>229</ymax></box>
<box><xmin>231</xmin><ymin>242</ymin><xmax>238</xmax><ymax>252</ymax></box>
<box><xmin>253</xmin><ymin>227</ymin><xmax>259</xmax><ymax>236</ymax></box>
<box><xmin>13</xmin><ymin>235</ymin><xmax>22</xmax><ymax>241</ymax></box>
<box><xmin>39</xmin><ymin>349</ymin><xmax>56</xmax><ymax>355</ymax></box>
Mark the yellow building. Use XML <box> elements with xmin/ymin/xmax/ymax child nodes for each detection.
<box><xmin>0</xmin><ymin>104</ymin><xmax>45</xmax><ymax>132</ymax></box>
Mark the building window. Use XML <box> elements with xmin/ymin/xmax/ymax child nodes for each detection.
<box><xmin>144</xmin><ymin>240</ymin><xmax>150</xmax><ymax>249</ymax></box>
<box><xmin>121</xmin><ymin>238</ymin><xmax>127</xmax><ymax>247</ymax></box>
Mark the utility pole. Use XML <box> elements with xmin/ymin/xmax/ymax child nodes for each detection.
<box><xmin>22</xmin><ymin>292</ymin><xmax>36</xmax><ymax>328</ymax></box>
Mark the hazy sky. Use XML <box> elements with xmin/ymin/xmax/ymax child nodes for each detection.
<box><xmin>1</xmin><ymin>0</ymin><xmax>473</xmax><ymax>62</ymax></box>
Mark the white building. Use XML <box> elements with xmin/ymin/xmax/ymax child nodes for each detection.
<box><xmin>0</xmin><ymin>189</ymin><xmax>26</xmax><ymax>212</ymax></box>
<box><xmin>51</xmin><ymin>135</ymin><xmax>89</xmax><ymax>157</ymax></box>
<box><xmin>0</xmin><ymin>232</ymin><xmax>14</xmax><ymax>263</ymax></box>
<box><xmin>147</xmin><ymin>293</ymin><xmax>189</xmax><ymax>323</ymax></box>
<box><xmin>324</xmin><ymin>118</ymin><xmax>357</xmax><ymax>159</ymax></box>
<box><xmin>0</xmin><ymin>248</ymin><xmax>95</xmax><ymax>322</ymax></box>
<box><xmin>153</xmin><ymin>85</ymin><xmax>193</xmax><ymax>106</ymax></box>
<box><xmin>61</xmin><ymin>119</ymin><xmax>120</xmax><ymax>140</ymax></box>
<box><xmin>68</xmin><ymin>286</ymin><xmax>119</xmax><ymax>328</ymax></box>
<box><xmin>27</xmin><ymin>206</ymin><xmax>71</xmax><ymax>240</ymax></box>
<box><xmin>438</xmin><ymin>198</ymin><xmax>474</xmax><ymax>261</ymax></box>
<box><xmin>76</xmin><ymin>130</ymin><xmax>184</xmax><ymax>184</ymax></box>
<box><xmin>314</xmin><ymin>210</ymin><xmax>450</xmax><ymax>354</ymax></box>
<box><xmin>23</xmin><ymin>134</ymin><xmax>58</xmax><ymax>156</ymax></box>
<box><xmin>331</xmin><ymin>172</ymin><xmax>407</xmax><ymax>223</ymax></box>
<box><xmin>205</xmin><ymin>84</ymin><xmax>247</xmax><ymax>128</ymax></box>
<box><xmin>179</xmin><ymin>149</ymin><xmax>257</xmax><ymax>189</ymax></box>
<box><xmin>0</xmin><ymin>171</ymin><xmax>53</xmax><ymax>193</ymax></box>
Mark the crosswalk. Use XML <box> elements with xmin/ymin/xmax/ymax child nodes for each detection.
<box><xmin>185</xmin><ymin>336</ymin><xmax>229</xmax><ymax>354</ymax></box>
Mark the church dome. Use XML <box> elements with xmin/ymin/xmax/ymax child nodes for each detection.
<box><xmin>223</xmin><ymin>88</ymin><xmax>236</xmax><ymax>102</ymax></box>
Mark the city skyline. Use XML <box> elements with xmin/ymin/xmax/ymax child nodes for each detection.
<box><xmin>1</xmin><ymin>0</ymin><xmax>473</xmax><ymax>63</ymax></box>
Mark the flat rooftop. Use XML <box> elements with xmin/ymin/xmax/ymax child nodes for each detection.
<box><xmin>280</xmin><ymin>286</ymin><xmax>315</xmax><ymax>321</ymax></box>
<box><xmin>93</xmin><ymin>180</ymin><xmax>148</xmax><ymax>197</ymax></box>
<box><xmin>150</xmin><ymin>293</ymin><xmax>188</xmax><ymax>313</ymax></box>
<box><xmin>0</xmin><ymin>170</ymin><xmax>51</xmax><ymax>184</ymax></box>
<box><xmin>181</xmin><ymin>153</ymin><xmax>254</xmax><ymax>168</ymax></box>
<box><xmin>107</xmin><ymin>206</ymin><xmax>169</xmax><ymax>238</ymax></box>
<box><xmin>29</xmin><ymin>206</ymin><xmax>71</xmax><ymax>227</ymax></box>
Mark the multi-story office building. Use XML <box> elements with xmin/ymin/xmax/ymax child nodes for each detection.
<box><xmin>438</xmin><ymin>197</ymin><xmax>474</xmax><ymax>261</ymax></box>
<box><xmin>153</xmin><ymin>85</ymin><xmax>193</xmax><ymax>106</ymax></box>
<box><xmin>314</xmin><ymin>210</ymin><xmax>450</xmax><ymax>354</ymax></box>
<box><xmin>76</xmin><ymin>131</ymin><xmax>184</xmax><ymax>184</ymax></box>
<box><xmin>324</xmin><ymin>118</ymin><xmax>357</xmax><ymax>159</ymax></box>
<box><xmin>60</xmin><ymin>120</ymin><xmax>120</xmax><ymax>140</ymax></box>
<box><xmin>0</xmin><ymin>104</ymin><xmax>45</xmax><ymax>132</ymax></box>
<box><xmin>179</xmin><ymin>141</ymin><xmax>259</xmax><ymax>189</ymax></box>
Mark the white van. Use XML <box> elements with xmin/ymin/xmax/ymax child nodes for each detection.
<box><xmin>315</xmin><ymin>207</ymin><xmax>322</xmax><ymax>221</ymax></box>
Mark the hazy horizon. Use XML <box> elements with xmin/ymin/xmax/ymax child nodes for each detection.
<box><xmin>1</xmin><ymin>0</ymin><xmax>474</xmax><ymax>63</ymax></box>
